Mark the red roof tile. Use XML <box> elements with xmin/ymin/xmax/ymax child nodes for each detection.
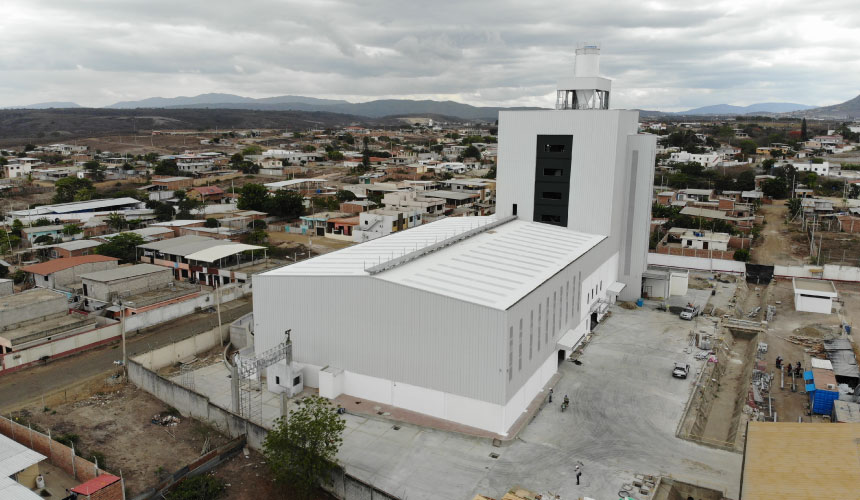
<box><xmin>71</xmin><ymin>474</ymin><xmax>120</xmax><ymax>494</ymax></box>
<box><xmin>191</xmin><ymin>186</ymin><xmax>225</xmax><ymax>195</ymax></box>
<box><xmin>20</xmin><ymin>255</ymin><xmax>118</xmax><ymax>275</ymax></box>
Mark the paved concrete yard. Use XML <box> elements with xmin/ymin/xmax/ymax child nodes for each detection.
<box><xmin>183</xmin><ymin>305</ymin><xmax>742</xmax><ymax>499</ymax></box>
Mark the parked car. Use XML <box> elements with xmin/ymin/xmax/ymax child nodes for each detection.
<box><xmin>679</xmin><ymin>305</ymin><xmax>699</xmax><ymax>320</ymax></box>
<box><xmin>672</xmin><ymin>362</ymin><xmax>690</xmax><ymax>379</ymax></box>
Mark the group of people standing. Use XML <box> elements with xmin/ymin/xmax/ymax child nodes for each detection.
<box><xmin>775</xmin><ymin>356</ymin><xmax>802</xmax><ymax>377</ymax></box>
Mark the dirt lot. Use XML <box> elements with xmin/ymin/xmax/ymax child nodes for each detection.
<box><xmin>18</xmin><ymin>383</ymin><xmax>229</xmax><ymax>497</ymax></box>
<box><xmin>267</xmin><ymin>231</ymin><xmax>354</xmax><ymax>254</ymax></box>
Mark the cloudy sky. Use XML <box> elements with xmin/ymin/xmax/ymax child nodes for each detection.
<box><xmin>1</xmin><ymin>0</ymin><xmax>858</xmax><ymax>111</ymax></box>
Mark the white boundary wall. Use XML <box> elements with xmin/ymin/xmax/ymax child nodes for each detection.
<box><xmin>647</xmin><ymin>253</ymin><xmax>746</xmax><ymax>274</ymax></box>
<box><xmin>1</xmin><ymin>321</ymin><xmax>121</xmax><ymax>373</ymax></box>
<box><xmin>124</xmin><ymin>282</ymin><xmax>250</xmax><ymax>333</ymax></box>
<box><xmin>775</xmin><ymin>264</ymin><xmax>860</xmax><ymax>282</ymax></box>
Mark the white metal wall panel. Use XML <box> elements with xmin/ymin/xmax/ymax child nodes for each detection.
<box><xmin>253</xmin><ymin>274</ymin><xmax>507</xmax><ymax>404</ymax></box>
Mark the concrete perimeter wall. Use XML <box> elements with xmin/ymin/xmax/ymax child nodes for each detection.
<box><xmin>127</xmin><ymin>328</ymin><xmax>401</xmax><ymax>500</ymax></box>
<box><xmin>124</xmin><ymin>282</ymin><xmax>250</xmax><ymax>333</ymax></box>
<box><xmin>1</xmin><ymin>320</ymin><xmax>121</xmax><ymax>374</ymax></box>
<box><xmin>0</xmin><ymin>415</ymin><xmax>121</xmax><ymax>500</ymax></box>
<box><xmin>135</xmin><ymin>326</ymin><xmax>226</xmax><ymax>371</ymax></box>
<box><xmin>774</xmin><ymin>263</ymin><xmax>860</xmax><ymax>282</ymax></box>
<box><xmin>648</xmin><ymin>252</ymin><xmax>746</xmax><ymax>274</ymax></box>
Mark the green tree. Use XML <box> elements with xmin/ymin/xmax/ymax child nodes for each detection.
<box><xmin>175</xmin><ymin>190</ymin><xmax>203</xmax><ymax>217</ymax></box>
<box><xmin>165</xmin><ymin>474</ymin><xmax>225</xmax><ymax>500</ymax></box>
<box><xmin>335</xmin><ymin>190</ymin><xmax>357</xmax><ymax>202</ymax></box>
<box><xmin>761</xmin><ymin>177</ymin><xmax>788</xmax><ymax>199</ymax></box>
<box><xmin>11</xmin><ymin>219</ymin><xmax>24</xmax><ymax>237</ymax></box>
<box><xmin>236</xmin><ymin>183</ymin><xmax>270</xmax><ymax>212</ymax></box>
<box><xmin>96</xmin><ymin>233</ymin><xmax>145</xmax><ymax>263</ymax></box>
<box><xmin>107</xmin><ymin>213</ymin><xmax>125</xmax><ymax>231</ymax></box>
<box><xmin>0</xmin><ymin>262</ymin><xmax>8</xmax><ymax>279</ymax></box>
<box><xmin>237</xmin><ymin>161</ymin><xmax>260</xmax><ymax>174</ymax></box>
<box><xmin>733</xmin><ymin>249</ymin><xmax>750</xmax><ymax>262</ymax></box>
<box><xmin>266</xmin><ymin>189</ymin><xmax>305</xmax><ymax>219</ymax></box>
<box><xmin>787</xmin><ymin>198</ymin><xmax>802</xmax><ymax>218</ymax></box>
<box><xmin>736</xmin><ymin>170</ymin><xmax>756</xmax><ymax>191</ymax></box>
<box><xmin>801</xmin><ymin>118</ymin><xmax>808</xmax><ymax>141</ymax></box>
<box><xmin>245</xmin><ymin>229</ymin><xmax>268</xmax><ymax>245</ymax></box>
<box><xmin>326</xmin><ymin>150</ymin><xmax>344</xmax><ymax>161</ymax></box>
<box><xmin>62</xmin><ymin>223</ymin><xmax>82</xmax><ymax>236</ymax></box>
<box><xmin>54</xmin><ymin>177</ymin><xmax>95</xmax><ymax>203</ymax></box>
<box><xmin>83</xmin><ymin>160</ymin><xmax>105</xmax><ymax>182</ymax></box>
<box><xmin>739</xmin><ymin>140</ymin><xmax>757</xmax><ymax>156</ymax></box>
<box><xmin>301</xmin><ymin>145</ymin><xmax>316</xmax><ymax>153</ymax></box>
<box><xmin>458</xmin><ymin>144</ymin><xmax>481</xmax><ymax>161</ymax></box>
<box><xmin>263</xmin><ymin>395</ymin><xmax>346</xmax><ymax>498</ymax></box>
<box><xmin>241</xmin><ymin>145</ymin><xmax>262</xmax><ymax>156</ymax></box>
<box><xmin>204</xmin><ymin>218</ymin><xmax>219</xmax><ymax>228</ymax></box>
<box><xmin>153</xmin><ymin>159</ymin><xmax>180</xmax><ymax>176</ymax></box>
<box><xmin>483</xmin><ymin>165</ymin><xmax>496</xmax><ymax>179</ymax></box>
<box><xmin>34</xmin><ymin>234</ymin><xmax>55</xmax><ymax>245</ymax></box>
<box><xmin>229</xmin><ymin>153</ymin><xmax>244</xmax><ymax>165</ymax></box>
<box><xmin>146</xmin><ymin>200</ymin><xmax>175</xmax><ymax>222</ymax></box>
<box><xmin>32</xmin><ymin>217</ymin><xmax>53</xmax><ymax>227</ymax></box>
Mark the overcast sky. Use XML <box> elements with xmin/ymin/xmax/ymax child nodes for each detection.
<box><xmin>2</xmin><ymin>0</ymin><xmax>858</xmax><ymax>111</ymax></box>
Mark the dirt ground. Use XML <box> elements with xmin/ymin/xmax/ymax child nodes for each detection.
<box><xmin>751</xmin><ymin>202</ymin><xmax>806</xmax><ymax>265</ymax></box>
<box><xmin>213</xmin><ymin>449</ymin><xmax>332</xmax><ymax>500</ymax></box>
<box><xmin>19</xmin><ymin>383</ymin><xmax>229</xmax><ymax>497</ymax></box>
<box><xmin>267</xmin><ymin>231</ymin><xmax>354</xmax><ymax>254</ymax></box>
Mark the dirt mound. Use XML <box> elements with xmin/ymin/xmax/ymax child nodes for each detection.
<box><xmin>619</xmin><ymin>301</ymin><xmax>638</xmax><ymax>310</ymax></box>
<box><xmin>793</xmin><ymin>324</ymin><xmax>840</xmax><ymax>339</ymax></box>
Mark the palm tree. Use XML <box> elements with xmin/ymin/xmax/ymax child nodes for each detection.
<box><xmin>107</xmin><ymin>213</ymin><xmax>125</xmax><ymax>232</ymax></box>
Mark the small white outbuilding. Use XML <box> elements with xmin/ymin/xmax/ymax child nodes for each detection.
<box><xmin>792</xmin><ymin>278</ymin><xmax>837</xmax><ymax>314</ymax></box>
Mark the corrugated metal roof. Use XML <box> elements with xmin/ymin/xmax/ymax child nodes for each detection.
<box><xmin>0</xmin><ymin>434</ymin><xmax>45</xmax><ymax>477</ymax></box>
<box><xmin>185</xmin><ymin>244</ymin><xmax>266</xmax><ymax>263</ymax></box>
<box><xmin>264</xmin><ymin>178</ymin><xmax>326</xmax><ymax>189</ymax></box>
<box><xmin>70</xmin><ymin>473</ymin><xmax>120</xmax><ymax>494</ymax></box>
<box><xmin>0</xmin><ymin>477</ymin><xmax>43</xmax><ymax>500</ymax></box>
<box><xmin>137</xmin><ymin>234</ymin><xmax>214</xmax><ymax>252</ymax></box>
<box><xmin>15</xmin><ymin>197</ymin><xmax>142</xmax><ymax>215</ymax></box>
<box><xmin>20</xmin><ymin>255</ymin><xmax>119</xmax><ymax>275</ymax></box>
<box><xmin>265</xmin><ymin>216</ymin><xmax>604</xmax><ymax>310</ymax></box>
<box><xmin>56</xmin><ymin>239</ymin><xmax>102</xmax><ymax>251</ymax></box>
<box><xmin>80</xmin><ymin>263</ymin><xmax>170</xmax><ymax>282</ymax></box>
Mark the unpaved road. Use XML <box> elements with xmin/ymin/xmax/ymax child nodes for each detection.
<box><xmin>751</xmin><ymin>201</ymin><xmax>804</xmax><ymax>265</ymax></box>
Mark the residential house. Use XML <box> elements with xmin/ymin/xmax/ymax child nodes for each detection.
<box><xmin>668</xmin><ymin>151</ymin><xmax>721</xmax><ymax>169</ymax></box>
<box><xmin>353</xmin><ymin>208</ymin><xmax>423</xmax><ymax>242</ymax></box>
<box><xmin>20</xmin><ymin>225</ymin><xmax>66</xmax><ymax>246</ymax></box>
<box><xmin>19</xmin><ymin>255</ymin><xmax>119</xmax><ymax>291</ymax></box>
<box><xmin>151</xmin><ymin>176</ymin><xmax>193</xmax><ymax>191</ymax></box>
<box><xmin>340</xmin><ymin>200</ymin><xmax>377</xmax><ymax>214</ymax></box>
<box><xmin>187</xmin><ymin>185</ymin><xmax>226</xmax><ymax>203</ymax></box>
<box><xmin>49</xmin><ymin>239</ymin><xmax>102</xmax><ymax>258</ymax></box>
<box><xmin>382</xmin><ymin>190</ymin><xmax>446</xmax><ymax>216</ymax></box>
<box><xmin>137</xmin><ymin>234</ymin><xmax>266</xmax><ymax>284</ymax></box>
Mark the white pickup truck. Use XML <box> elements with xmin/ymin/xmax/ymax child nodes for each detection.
<box><xmin>679</xmin><ymin>305</ymin><xmax>700</xmax><ymax>320</ymax></box>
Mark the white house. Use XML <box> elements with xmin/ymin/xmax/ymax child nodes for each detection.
<box><xmin>668</xmin><ymin>151</ymin><xmax>721</xmax><ymax>169</ymax></box>
<box><xmin>793</xmin><ymin>161</ymin><xmax>831</xmax><ymax>176</ymax></box>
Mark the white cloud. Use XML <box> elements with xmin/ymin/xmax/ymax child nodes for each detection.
<box><xmin>0</xmin><ymin>0</ymin><xmax>857</xmax><ymax>110</ymax></box>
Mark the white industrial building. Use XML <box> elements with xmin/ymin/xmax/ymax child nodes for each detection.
<box><xmin>253</xmin><ymin>45</ymin><xmax>656</xmax><ymax>435</ymax></box>
<box><xmin>792</xmin><ymin>278</ymin><xmax>837</xmax><ymax>314</ymax></box>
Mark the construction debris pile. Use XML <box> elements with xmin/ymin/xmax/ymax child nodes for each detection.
<box><xmin>151</xmin><ymin>414</ymin><xmax>181</xmax><ymax>426</ymax></box>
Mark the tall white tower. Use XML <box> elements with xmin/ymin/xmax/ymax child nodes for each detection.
<box><xmin>555</xmin><ymin>43</ymin><xmax>611</xmax><ymax>110</ymax></box>
<box><xmin>496</xmin><ymin>46</ymin><xmax>656</xmax><ymax>301</ymax></box>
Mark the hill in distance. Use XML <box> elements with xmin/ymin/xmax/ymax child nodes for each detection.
<box><xmin>791</xmin><ymin>94</ymin><xmax>860</xmax><ymax>118</ymax></box>
<box><xmin>2</xmin><ymin>101</ymin><xmax>82</xmax><ymax>109</ymax></box>
<box><xmin>676</xmin><ymin>102</ymin><xmax>814</xmax><ymax>115</ymax></box>
<box><xmin>105</xmin><ymin>93</ymin><xmax>541</xmax><ymax>121</ymax></box>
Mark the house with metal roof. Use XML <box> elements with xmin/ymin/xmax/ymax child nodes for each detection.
<box><xmin>4</xmin><ymin>197</ymin><xmax>145</xmax><ymax>224</ymax></box>
<box><xmin>20</xmin><ymin>255</ymin><xmax>119</xmax><ymax>291</ymax></box>
<box><xmin>138</xmin><ymin>235</ymin><xmax>266</xmax><ymax>285</ymax></box>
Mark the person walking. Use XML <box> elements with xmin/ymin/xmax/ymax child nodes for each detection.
<box><xmin>574</xmin><ymin>463</ymin><xmax>582</xmax><ymax>485</ymax></box>
<box><xmin>548</xmin><ymin>388</ymin><xmax>553</xmax><ymax>403</ymax></box>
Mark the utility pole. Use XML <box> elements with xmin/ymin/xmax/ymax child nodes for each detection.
<box><xmin>215</xmin><ymin>281</ymin><xmax>223</xmax><ymax>345</ymax></box>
